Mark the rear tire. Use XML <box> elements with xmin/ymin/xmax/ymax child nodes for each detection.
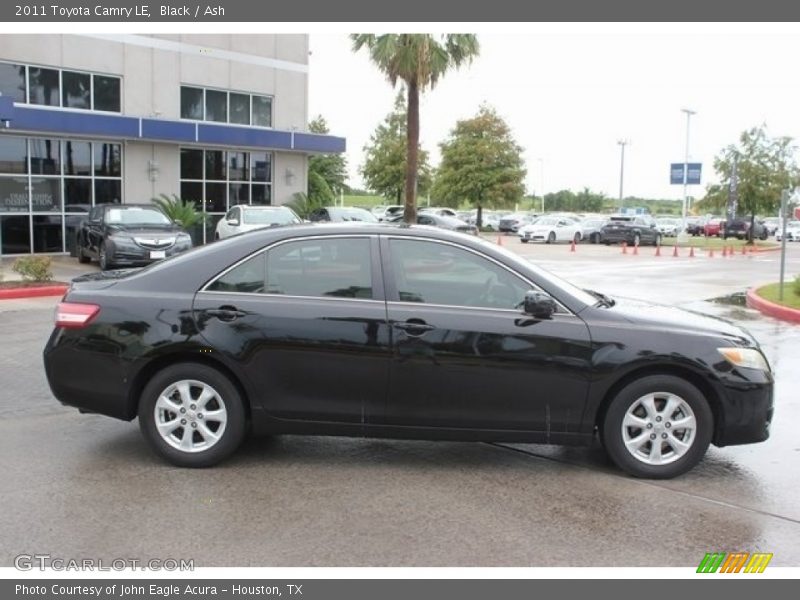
<box><xmin>601</xmin><ymin>375</ymin><xmax>713</xmax><ymax>479</ymax></box>
<box><xmin>77</xmin><ymin>239</ymin><xmax>90</xmax><ymax>264</ymax></box>
<box><xmin>138</xmin><ymin>363</ymin><xmax>247</xmax><ymax>468</ymax></box>
<box><xmin>520</xmin><ymin>239</ymin><xmax>529</xmax><ymax>244</ymax></box>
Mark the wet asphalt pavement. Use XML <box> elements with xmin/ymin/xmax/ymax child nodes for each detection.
<box><xmin>1</xmin><ymin>243</ymin><xmax>799</xmax><ymax>567</ymax></box>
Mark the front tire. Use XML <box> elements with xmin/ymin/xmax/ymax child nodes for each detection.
<box><xmin>601</xmin><ymin>375</ymin><xmax>713</xmax><ymax>479</ymax></box>
<box><xmin>98</xmin><ymin>242</ymin><xmax>111</xmax><ymax>271</ymax></box>
<box><xmin>138</xmin><ymin>363</ymin><xmax>247</xmax><ymax>468</ymax></box>
<box><xmin>77</xmin><ymin>239</ymin><xmax>90</xmax><ymax>264</ymax></box>
<box><xmin>547</xmin><ymin>232</ymin><xmax>556</xmax><ymax>244</ymax></box>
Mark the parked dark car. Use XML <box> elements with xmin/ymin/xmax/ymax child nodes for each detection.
<box><xmin>600</xmin><ymin>215</ymin><xmax>662</xmax><ymax>246</ymax></box>
<box><xmin>308</xmin><ymin>206</ymin><xmax>378</xmax><ymax>223</ymax></box>
<box><xmin>44</xmin><ymin>224</ymin><xmax>773</xmax><ymax>479</ymax></box>
<box><xmin>75</xmin><ymin>204</ymin><xmax>193</xmax><ymax>270</ymax></box>
<box><xmin>723</xmin><ymin>218</ymin><xmax>768</xmax><ymax>241</ymax></box>
<box><xmin>685</xmin><ymin>217</ymin><xmax>707</xmax><ymax>237</ymax></box>
<box><xmin>498</xmin><ymin>212</ymin><xmax>536</xmax><ymax>233</ymax></box>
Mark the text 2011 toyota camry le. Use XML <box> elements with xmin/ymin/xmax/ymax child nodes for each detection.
<box><xmin>43</xmin><ymin>223</ymin><xmax>773</xmax><ymax>478</ymax></box>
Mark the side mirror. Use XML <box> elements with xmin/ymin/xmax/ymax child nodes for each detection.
<box><xmin>226</xmin><ymin>218</ymin><xmax>239</xmax><ymax>227</ymax></box>
<box><xmin>523</xmin><ymin>290</ymin><xmax>557</xmax><ymax>319</ymax></box>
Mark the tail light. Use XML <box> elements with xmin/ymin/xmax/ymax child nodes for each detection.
<box><xmin>55</xmin><ymin>302</ymin><xmax>100</xmax><ymax>329</ymax></box>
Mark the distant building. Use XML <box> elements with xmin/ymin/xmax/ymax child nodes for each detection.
<box><xmin>0</xmin><ymin>34</ymin><xmax>345</xmax><ymax>255</ymax></box>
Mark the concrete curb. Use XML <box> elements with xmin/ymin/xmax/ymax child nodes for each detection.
<box><xmin>746</xmin><ymin>287</ymin><xmax>800</xmax><ymax>324</ymax></box>
<box><xmin>0</xmin><ymin>284</ymin><xmax>68</xmax><ymax>300</ymax></box>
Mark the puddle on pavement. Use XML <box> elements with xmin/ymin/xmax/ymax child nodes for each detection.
<box><xmin>708</xmin><ymin>292</ymin><xmax>748</xmax><ymax>306</ymax></box>
<box><xmin>703</xmin><ymin>292</ymin><xmax>761</xmax><ymax>321</ymax></box>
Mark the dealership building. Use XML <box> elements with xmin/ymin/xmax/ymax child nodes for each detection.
<box><xmin>0</xmin><ymin>34</ymin><xmax>345</xmax><ymax>255</ymax></box>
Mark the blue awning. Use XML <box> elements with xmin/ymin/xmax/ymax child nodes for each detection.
<box><xmin>0</xmin><ymin>104</ymin><xmax>346</xmax><ymax>154</ymax></box>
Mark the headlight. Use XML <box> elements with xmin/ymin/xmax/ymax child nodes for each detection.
<box><xmin>718</xmin><ymin>347</ymin><xmax>770</xmax><ymax>371</ymax></box>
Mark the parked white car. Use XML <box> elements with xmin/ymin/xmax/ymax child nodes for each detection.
<box><xmin>215</xmin><ymin>205</ymin><xmax>301</xmax><ymax>240</ymax></box>
<box><xmin>518</xmin><ymin>216</ymin><xmax>581</xmax><ymax>244</ymax></box>
<box><xmin>776</xmin><ymin>221</ymin><xmax>800</xmax><ymax>242</ymax></box>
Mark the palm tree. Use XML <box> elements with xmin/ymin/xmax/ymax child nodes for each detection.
<box><xmin>351</xmin><ymin>34</ymin><xmax>479</xmax><ymax>223</ymax></box>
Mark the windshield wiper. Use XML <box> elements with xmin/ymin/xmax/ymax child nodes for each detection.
<box><xmin>585</xmin><ymin>288</ymin><xmax>616</xmax><ymax>308</ymax></box>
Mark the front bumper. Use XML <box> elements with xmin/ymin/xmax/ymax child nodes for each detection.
<box><xmin>107</xmin><ymin>241</ymin><xmax>191</xmax><ymax>266</ymax></box>
<box><xmin>713</xmin><ymin>376</ymin><xmax>774</xmax><ymax>447</ymax></box>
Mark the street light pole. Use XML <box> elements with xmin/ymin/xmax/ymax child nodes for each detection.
<box><xmin>679</xmin><ymin>108</ymin><xmax>696</xmax><ymax>243</ymax></box>
<box><xmin>617</xmin><ymin>140</ymin><xmax>627</xmax><ymax>210</ymax></box>
<box><xmin>538</xmin><ymin>158</ymin><xmax>545</xmax><ymax>214</ymax></box>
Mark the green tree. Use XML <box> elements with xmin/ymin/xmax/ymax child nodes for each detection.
<box><xmin>361</xmin><ymin>93</ymin><xmax>433</xmax><ymax>203</ymax></box>
<box><xmin>308</xmin><ymin>115</ymin><xmax>349</xmax><ymax>196</ymax></box>
<box><xmin>431</xmin><ymin>105</ymin><xmax>526</xmax><ymax>221</ymax></box>
<box><xmin>351</xmin><ymin>34</ymin><xmax>479</xmax><ymax>223</ymax></box>
<box><xmin>698</xmin><ymin>125</ymin><xmax>799</xmax><ymax>241</ymax></box>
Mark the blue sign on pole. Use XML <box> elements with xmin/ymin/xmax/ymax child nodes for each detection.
<box><xmin>670</xmin><ymin>163</ymin><xmax>702</xmax><ymax>185</ymax></box>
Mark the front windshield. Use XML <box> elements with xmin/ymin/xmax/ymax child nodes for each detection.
<box><xmin>106</xmin><ymin>208</ymin><xmax>171</xmax><ymax>226</ymax></box>
<box><xmin>243</xmin><ymin>208</ymin><xmax>299</xmax><ymax>225</ymax></box>
<box><xmin>334</xmin><ymin>208</ymin><xmax>378</xmax><ymax>222</ymax></box>
<box><xmin>536</xmin><ymin>218</ymin><xmax>557</xmax><ymax>226</ymax></box>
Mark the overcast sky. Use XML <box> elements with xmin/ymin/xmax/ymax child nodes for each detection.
<box><xmin>308</xmin><ymin>26</ymin><xmax>800</xmax><ymax>200</ymax></box>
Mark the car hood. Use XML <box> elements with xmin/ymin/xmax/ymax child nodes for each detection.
<box><xmin>598</xmin><ymin>297</ymin><xmax>755</xmax><ymax>345</ymax></box>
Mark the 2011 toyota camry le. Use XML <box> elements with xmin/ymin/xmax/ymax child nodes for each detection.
<box><xmin>43</xmin><ymin>223</ymin><xmax>773</xmax><ymax>478</ymax></box>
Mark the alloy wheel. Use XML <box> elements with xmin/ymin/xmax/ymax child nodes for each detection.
<box><xmin>154</xmin><ymin>380</ymin><xmax>228</xmax><ymax>453</ymax></box>
<box><xmin>621</xmin><ymin>392</ymin><xmax>696</xmax><ymax>465</ymax></box>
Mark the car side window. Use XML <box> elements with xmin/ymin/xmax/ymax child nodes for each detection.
<box><xmin>388</xmin><ymin>239</ymin><xmax>530</xmax><ymax>310</ymax></box>
<box><xmin>265</xmin><ymin>238</ymin><xmax>373</xmax><ymax>298</ymax></box>
<box><xmin>207</xmin><ymin>251</ymin><xmax>266</xmax><ymax>294</ymax></box>
<box><xmin>418</xmin><ymin>215</ymin><xmax>434</xmax><ymax>225</ymax></box>
<box><xmin>225</xmin><ymin>207</ymin><xmax>237</xmax><ymax>221</ymax></box>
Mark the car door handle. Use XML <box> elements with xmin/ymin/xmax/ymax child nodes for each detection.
<box><xmin>393</xmin><ymin>320</ymin><xmax>435</xmax><ymax>337</ymax></box>
<box><xmin>205</xmin><ymin>307</ymin><xmax>247</xmax><ymax>321</ymax></box>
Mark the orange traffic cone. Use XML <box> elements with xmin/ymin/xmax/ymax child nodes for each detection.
<box><xmin>622</xmin><ymin>242</ymin><xmax>627</xmax><ymax>254</ymax></box>
<box><xmin>672</xmin><ymin>245</ymin><xmax>679</xmax><ymax>257</ymax></box>
<box><xmin>496</xmin><ymin>234</ymin><xmax>503</xmax><ymax>246</ymax></box>
<box><xmin>689</xmin><ymin>246</ymin><xmax>695</xmax><ymax>258</ymax></box>
<box><xmin>570</xmin><ymin>239</ymin><xmax>576</xmax><ymax>252</ymax></box>
<box><xmin>655</xmin><ymin>245</ymin><xmax>661</xmax><ymax>257</ymax></box>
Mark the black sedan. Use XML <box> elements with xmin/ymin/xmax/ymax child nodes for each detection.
<box><xmin>44</xmin><ymin>224</ymin><xmax>773</xmax><ymax>478</ymax></box>
<box><xmin>76</xmin><ymin>204</ymin><xmax>193</xmax><ymax>270</ymax></box>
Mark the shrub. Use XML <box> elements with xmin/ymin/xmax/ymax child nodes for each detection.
<box><xmin>793</xmin><ymin>275</ymin><xmax>800</xmax><ymax>297</ymax></box>
<box><xmin>151</xmin><ymin>194</ymin><xmax>207</xmax><ymax>228</ymax></box>
<box><xmin>286</xmin><ymin>192</ymin><xmax>325</xmax><ymax>219</ymax></box>
<box><xmin>12</xmin><ymin>256</ymin><xmax>53</xmax><ymax>281</ymax></box>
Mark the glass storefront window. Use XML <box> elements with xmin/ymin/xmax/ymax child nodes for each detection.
<box><xmin>181</xmin><ymin>87</ymin><xmax>203</xmax><ymax>120</ymax></box>
<box><xmin>229</xmin><ymin>183</ymin><xmax>249</xmax><ymax>206</ymax></box>
<box><xmin>205</xmin><ymin>90</ymin><xmax>227</xmax><ymax>123</ymax></box>
<box><xmin>63</xmin><ymin>141</ymin><xmax>91</xmax><ymax>176</ymax></box>
<box><xmin>251</xmin><ymin>153</ymin><xmax>271</xmax><ymax>182</ymax></box>
<box><xmin>94</xmin><ymin>179</ymin><xmax>121</xmax><ymax>205</ymax></box>
<box><xmin>180</xmin><ymin>149</ymin><xmax>203</xmax><ymax>180</ymax></box>
<box><xmin>180</xmin><ymin>182</ymin><xmax>203</xmax><ymax>211</ymax></box>
<box><xmin>0</xmin><ymin>63</ymin><xmax>26</xmax><ymax>103</ymax></box>
<box><xmin>64</xmin><ymin>179</ymin><xmax>91</xmax><ymax>209</ymax></box>
<box><xmin>62</xmin><ymin>71</ymin><xmax>91</xmax><ymax>109</ymax></box>
<box><xmin>205</xmin><ymin>150</ymin><xmax>226</xmax><ymax>181</ymax></box>
<box><xmin>251</xmin><ymin>184</ymin><xmax>271</xmax><ymax>206</ymax></box>
<box><xmin>252</xmin><ymin>96</ymin><xmax>272</xmax><ymax>127</ymax></box>
<box><xmin>204</xmin><ymin>182</ymin><xmax>227</xmax><ymax>213</ymax></box>
<box><xmin>94</xmin><ymin>143</ymin><xmax>121</xmax><ymax>177</ymax></box>
<box><xmin>0</xmin><ymin>176</ymin><xmax>30</xmax><ymax>212</ymax></box>
<box><xmin>29</xmin><ymin>139</ymin><xmax>61</xmax><ymax>175</ymax></box>
<box><xmin>1</xmin><ymin>214</ymin><xmax>30</xmax><ymax>254</ymax></box>
<box><xmin>28</xmin><ymin>67</ymin><xmax>60</xmax><ymax>106</ymax></box>
<box><xmin>30</xmin><ymin>178</ymin><xmax>61</xmax><ymax>212</ymax></box>
<box><xmin>33</xmin><ymin>215</ymin><xmax>63</xmax><ymax>253</ymax></box>
<box><xmin>0</xmin><ymin>137</ymin><xmax>28</xmax><ymax>175</ymax></box>
<box><xmin>93</xmin><ymin>75</ymin><xmax>121</xmax><ymax>112</ymax></box>
<box><xmin>228</xmin><ymin>152</ymin><xmax>247</xmax><ymax>181</ymax></box>
<box><xmin>229</xmin><ymin>93</ymin><xmax>250</xmax><ymax>125</ymax></box>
